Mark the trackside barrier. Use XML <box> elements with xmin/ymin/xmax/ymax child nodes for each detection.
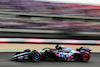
<box><xmin>0</xmin><ymin>38</ymin><xmax>100</xmax><ymax>45</ymax></box>
<box><xmin>0</xmin><ymin>11</ymin><xmax>100</xmax><ymax>21</ymax></box>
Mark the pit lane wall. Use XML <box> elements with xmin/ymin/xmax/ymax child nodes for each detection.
<box><xmin>0</xmin><ymin>37</ymin><xmax>100</xmax><ymax>45</ymax></box>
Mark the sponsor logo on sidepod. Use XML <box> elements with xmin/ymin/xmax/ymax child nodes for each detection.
<box><xmin>59</xmin><ymin>53</ymin><xmax>70</xmax><ymax>58</ymax></box>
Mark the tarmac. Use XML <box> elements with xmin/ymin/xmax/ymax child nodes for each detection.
<box><xmin>0</xmin><ymin>53</ymin><xmax>100</xmax><ymax>67</ymax></box>
<box><xmin>0</xmin><ymin>43</ymin><xmax>100</xmax><ymax>67</ymax></box>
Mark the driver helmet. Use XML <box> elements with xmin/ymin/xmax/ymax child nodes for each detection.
<box><xmin>58</xmin><ymin>47</ymin><xmax>62</xmax><ymax>50</ymax></box>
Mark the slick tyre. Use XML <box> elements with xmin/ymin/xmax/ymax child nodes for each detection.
<box><xmin>30</xmin><ymin>51</ymin><xmax>42</xmax><ymax>62</ymax></box>
<box><xmin>79</xmin><ymin>52</ymin><xmax>90</xmax><ymax>62</ymax></box>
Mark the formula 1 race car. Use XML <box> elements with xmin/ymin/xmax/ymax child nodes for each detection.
<box><xmin>12</xmin><ymin>44</ymin><xmax>91</xmax><ymax>62</ymax></box>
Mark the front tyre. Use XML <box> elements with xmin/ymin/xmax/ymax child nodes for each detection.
<box><xmin>30</xmin><ymin>51</ymin><xmax>42</xmax><ymax>62</ymax></box>
<box><xmin>79</xmin><ymin>52</ymin><xmax>90</xmax><ymax>62</ymax></box>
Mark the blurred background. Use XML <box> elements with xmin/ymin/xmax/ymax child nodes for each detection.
<box><xmin>0</xmin><ymin>0</ymin><xmax>100</xmax><ymax>44</ymax></box>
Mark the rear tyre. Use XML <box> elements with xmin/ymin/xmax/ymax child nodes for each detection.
<box><xmin>79</xmin><ymin>52</ymin><xmax>90</xmax><ymax>62</ymax></box>
<box><xmin>30</xmin><ymin>51</ymin><xmax>42</xmax><ymax>62</ymax></box>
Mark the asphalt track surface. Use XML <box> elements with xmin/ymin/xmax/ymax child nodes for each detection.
<box><xmin>0</xmin><ymin>53</ymin><xmax>100</xmax><ymax>67</ymax></box>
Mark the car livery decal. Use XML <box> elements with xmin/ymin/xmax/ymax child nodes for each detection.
<box><xmin>13</xmin><ymin>52</ymin><xmax>30</xmax><ymax>58</ymax></box>
<box><xmin>81</xmin><ymin>47</ymin><xmax>88</xmax><ymax>50</ymax></box>
<box><xmin>60</xmin><ymin>54</ymin><xmax>69</xmax><ymax>58</ymax></box>
<box><xmin>56</xmin><ymin>52</ymin><xmax>72</xmax><ymax>58</ymax></box>
<box><xmin>17</xmin><ymin>56</ymin><xmax>24</xmax><ymax>59</ymax></box>
<box><xmin>63</xmin><ymin>47</ymin><xmax>71</xmax><ymax>51</ymax></box>
<box><xmin>70</xmin><ymin>50</ymin><xmax>80</xmax><ymax>54</ymax></box>
<box><xmin>38</xmin><ymin>50</ymin><xmax>45</xmax><ymax>53</ymax></box>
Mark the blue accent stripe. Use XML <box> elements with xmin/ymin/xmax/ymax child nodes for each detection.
<box><xmin>13</xmin><ymin>52</ymin><xmax>30</xmax><ymax>57</ymax></box>
<box><xmin>38</xmin><ymin>50</ymin><xmax>45</xmax><ymax>53</ymax></box>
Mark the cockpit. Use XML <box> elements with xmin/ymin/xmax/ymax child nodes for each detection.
<box><xmin>55</xmin><ymin>44</ymin><xmax>72</xmax><ymax>53</ymax></box>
